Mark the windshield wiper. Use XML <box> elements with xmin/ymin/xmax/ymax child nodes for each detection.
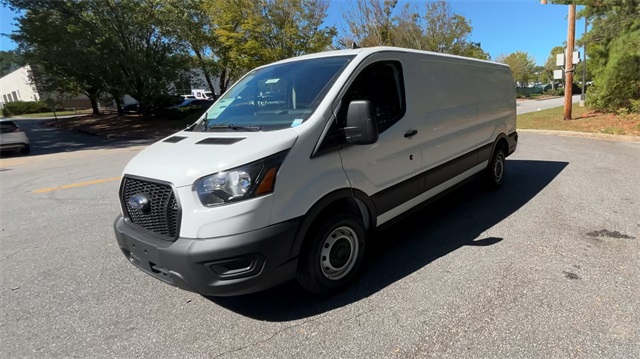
<box><xmin>207</xmin><ymin>124</ymin><xmax>262</xmax><ymax>132</ymax></box>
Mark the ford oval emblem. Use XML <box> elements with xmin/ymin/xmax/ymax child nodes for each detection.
<box><xmin>128</xmin><ymin>193</ymin><xmax>150</xmax><ymax>211</ymax></box>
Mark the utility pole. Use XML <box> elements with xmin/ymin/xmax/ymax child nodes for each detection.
<box><xmin>541</xmin><ymin>0</ymin><xmax>577</xmax><ymax>118</ymax></box>
<box><xmin>564</xmin><ymin>4</ymin><xmax>576</xmax><ymax>120</ymax></box>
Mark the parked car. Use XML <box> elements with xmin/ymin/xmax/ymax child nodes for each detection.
<box><xmin>169</xmin><ymin>98</ymin><xmax>213</xmax><ymax>110</ymax></box>
<box><xmin>0</xmin><ymin>119</ymin><xmax>31</xmax><ymax>155</ymax></box>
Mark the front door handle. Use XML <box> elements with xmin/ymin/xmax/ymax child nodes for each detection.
<box><xmin>404</xmin><ymin>129</ymin><xmax>418</xmax><ymax>138</ymax></box>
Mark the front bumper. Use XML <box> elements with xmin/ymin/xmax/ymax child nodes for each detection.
<box><xmin>114</xmin><ymin>215</ymin><xmax>301</xmax><ymax>296</ymax></box>
<box><xmin>0</xmin><ymin>141</ymin><xmax>28</xmax><ymax>151</ymax></box>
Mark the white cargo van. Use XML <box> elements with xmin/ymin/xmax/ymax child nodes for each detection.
<box><xmin>114</xmin><ymin>47</ymin><xmax>517</xmax><ymax>296</ymax></box>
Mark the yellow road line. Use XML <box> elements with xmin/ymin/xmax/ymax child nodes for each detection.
<box><xmin>32</xmin><ymin>176</ymin><xmax>121</xmax><ymax>194</ymax></box>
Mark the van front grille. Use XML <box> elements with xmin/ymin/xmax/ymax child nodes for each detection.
<box><xmin>120</xmin><ymin>177</ymin><xmax>180</xmax><ymax>240</ymax></box>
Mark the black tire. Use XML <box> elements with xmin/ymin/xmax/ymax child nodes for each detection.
<box><xmin>297</xmin><ymin>212</ymin><xmax>367</xmax><ymax>295</ymax></box>
<box><xmin>20</xmin><ymin>144</ymin><xmax>31</xmax><ymax>155</ymax></box>
<box><xmin>486</xmin><ymin>146</ymin><xmax>506</xmax><ymax>189</ymax></box>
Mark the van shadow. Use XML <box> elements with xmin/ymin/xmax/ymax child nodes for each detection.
<box><xmin>208</xmin><ymin>159</ymin><xmax>569</xmax><ymax>321</ymax></box>
<box><xmin>0</xmin><ymin>118</ymin><xmax>151</xmax><ymax>158</ymax></box>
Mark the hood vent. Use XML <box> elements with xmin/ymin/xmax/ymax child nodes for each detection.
<box><xmin>196</xmin><ymin>137</ymin><xmax>246</xmax><ymax>145</ymax></box>
<box><xmin>163</xmin><ymin>136</ymin><xmax>187</xmax><ymax>143</ymax></box>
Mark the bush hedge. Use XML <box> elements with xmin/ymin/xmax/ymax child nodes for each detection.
<box><xmin>2</xmin><ymin>101</ymin><xmax>51</xmax><ymax>116</ymax></box>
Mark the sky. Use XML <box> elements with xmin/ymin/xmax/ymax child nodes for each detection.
<box><xmin>0</xmin><ymin>0</ymin><xmax>587</xmax><ymax>66</ymax></box>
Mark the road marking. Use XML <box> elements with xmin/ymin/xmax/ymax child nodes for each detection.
<box><xmin>32</xmin><ymin>177</ymin><xmax>121</xmax><ymax>194</ymax></box>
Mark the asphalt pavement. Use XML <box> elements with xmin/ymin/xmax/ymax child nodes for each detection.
<box><xmin>1</xmin><ymin>116</ymin><xmax>639</xmax><ymax>358</ymax></box>
<box><xmin>0</xmin><ymin>117</ymin><xmax>152</xmax><ymax>158</ymax></box>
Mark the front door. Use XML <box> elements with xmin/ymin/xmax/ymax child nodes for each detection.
<box><xmin>337</xmin><ymin>57</ymin><xmax>422</xmax><ymax>225</ymax></box>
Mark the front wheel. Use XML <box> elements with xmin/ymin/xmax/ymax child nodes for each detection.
<box><xmin>486</xmin><ymin>146</ymin><xmax>506</xmax><ymax>189</ymax></box>
<box><xmin>20</xmin><ymin>144</ymin><xmax>31</xmax><ymax>155</ymax></box>
<box><xmin>297</xmin><ymin>212</ymin><xmax>366</xmax><ymax>295</ymax></box>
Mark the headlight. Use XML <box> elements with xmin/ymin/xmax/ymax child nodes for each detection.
<box><xmin>194</xmin><ymin>150</ymin><xmax>288</xmax><ymax>206</ymax></box>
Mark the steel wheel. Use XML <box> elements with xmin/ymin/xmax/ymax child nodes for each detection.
<box><xmin>486</xmin><ymin>146</ymin><xmax>506</xmax><ymax>189</ymax></box>
<box><xmin>297</xmin><ymin>212</ymin><xmax>367</xmax><ymax>295</ymax></box>
<box><xmin>320</xmin><ymin>226</ymin><xmax>359</xmax><ymax>280</ymax></box>
<box><xmin>492</xmin><ymin>151</ymin><xmax>504</xmax><ymax>184</ymax></box>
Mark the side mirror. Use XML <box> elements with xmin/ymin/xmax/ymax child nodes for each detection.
<box><xmin>344</xmin><ymin>100</ymin><xmax>378</xmax><ymax>145</ymax></box>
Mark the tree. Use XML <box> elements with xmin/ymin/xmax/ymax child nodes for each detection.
<box><xmin>339</xmin><ymin>0</ymin><xmax>398</xmax><ymax>47</ymax></box>
<box><xmin>420</xmin><ymin>1</ymin><xmax>488</xmax><ymax>58</ymax></box>
<box><xmin>0</xmin><ymin>50</ymin><xmax>26</xmax><ymax>77</ymax></box>
<box><xmin>580</xmin><ymin>0</ymin><xmax>640</xmax><ymax>112</ymax></box>
<box><xmin>543</xmin><ymin>45</ymin><xmax>564</xmax><ymax>88</ymax></box>
<box><xmin>86</xmin><ymin>0</ymin><xmax>190</xmax><ymax>114</ymax></box>
<box><xmin>206</xmin><ymin>0</ymin><xmax>335</xmax><ymax>94</ymax></box>
<box><xmin>164</xmin><ymin>0</ymin><xmax>219</xmax><ymax>96</ymax></box>
<box><xmin>5</xmin><ymin>0</ymin><xmax>194</xmax><ymax>116</ymax></box>
<box><xmin>249</xmin><ymin>0</ymin><xmax>336</xmax><ymax>62</ymax></box>
<box><xmin>497</xmin><ymin>51</ymin><xmax>536</xmax><ymax>86</ymax></box>
<box><xmin>339</xmin><ymin>1</ymin><xmax>489</xmax><ymax>60</ymax></box>
<box><xmin>6</xmin><ymin>0</ymin><xmax>106</xmax><ymax>114</ymax></box>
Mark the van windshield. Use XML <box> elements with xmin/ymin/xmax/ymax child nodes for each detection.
<box><xmin>194</xmin><ymin>55</ymin><xmax>354</xmax><ymax>132</ymax></box>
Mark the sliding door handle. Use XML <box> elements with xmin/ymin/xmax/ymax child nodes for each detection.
<box><xmin>404</xmin><ymin>130</ymin><xmax>418</xmax><ymax>138</ymax></box>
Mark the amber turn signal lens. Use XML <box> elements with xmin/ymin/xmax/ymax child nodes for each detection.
<box><xmin>255</xmin><ymin>167</ymin><xmax>278</xmax><ymax>195</ymax></box>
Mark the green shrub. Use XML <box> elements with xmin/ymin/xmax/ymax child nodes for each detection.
<box><xmin>588</xmin><ymin>30</ymin><xmax>640</xmax><ymax>113</ymax></box>
<box><xmin>544</xmin><ymin>88</ymin><xmax>564</xmax><ymax>96</ymax></box>
<box><xmin>2</xmin><ymin>101</ymin><xmax>51</xmax><ymax>116</ymax></box>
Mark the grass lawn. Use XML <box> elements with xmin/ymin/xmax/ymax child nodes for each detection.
<box><xmin>518</xmin><ymin>104</ymin><xmax>640</xmax><ymax>136</ymax></box>
<box><xmin>14</xmin><ymin>109</ymin><xmax>93</xmax><ymax>118</ymax></box>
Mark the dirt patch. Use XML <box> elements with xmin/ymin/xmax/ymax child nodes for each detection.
<box><xmin>48</xmin><ymin>114</ymin><xmax>192</xmax><ymax>140</ymax></box>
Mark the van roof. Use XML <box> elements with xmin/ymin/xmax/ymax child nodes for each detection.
<box><xmin>267</xmin><ymin>46</ymin><xmax>507</xmax><ymax>68</ymax></box>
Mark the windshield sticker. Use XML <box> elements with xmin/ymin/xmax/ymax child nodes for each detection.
<box><xmin>265</xmin><ymin>78</ymin><xmax>280</xmax><ymax>84</ymax></box>
<box><xmin>206</xmin><ymin>98</ymin><xmax>235</xmax><ymax>119</ymax></box>
<box><xmin>291</xmin><ymin>119</ymin><xmax>303</xmax><ymax>127</ymax></box>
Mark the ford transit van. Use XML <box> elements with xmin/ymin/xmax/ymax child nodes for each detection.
<box><xmin>114</xmin><ymin>47</ymin><xmax>517</xmax><ymax>296</ymax></box>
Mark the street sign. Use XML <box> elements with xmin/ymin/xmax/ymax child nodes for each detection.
<box><xmin>556</xmin><ymin>51</ymin><xmax>581</xmax><ymax>67</ymax></box>
<box><xmin>568</xmin><ymin>50</ymin><xmax>580</xmax><ymax>64</ymax></box>
<box><xmin>553</xmin><ymin>69</ymin><xmax>564</xmax><ymax>80</ymax></box>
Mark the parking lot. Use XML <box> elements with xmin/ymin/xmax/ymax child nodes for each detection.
<box><xmin>1</xmin><ymin>121</ymin><xmax>638</xmax><ymax>358</ymax></box>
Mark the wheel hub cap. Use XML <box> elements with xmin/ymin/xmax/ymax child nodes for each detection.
<box><xmin>320</xmin><ymin>226</ymin><xmax>359</xmax><ymax>280</ymax></box>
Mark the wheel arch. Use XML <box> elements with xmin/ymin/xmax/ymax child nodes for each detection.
<box><xmin>487</xmin><ymin>133</ymin><xmax>510</xmax><ymax>165</ymax></box>
<box><xmin>289</xmin><ymin>188</ymin><xmax>376</xmax><ymax>259</ymax></box>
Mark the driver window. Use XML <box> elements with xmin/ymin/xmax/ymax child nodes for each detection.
<box><xmin>337</xmin><ymin>61</ymin><xmax>405</xmax><ymax>133</ymax></box>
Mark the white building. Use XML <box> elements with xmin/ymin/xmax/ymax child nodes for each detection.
<box><xmin>0</xmin><ymin>65</ymin><xmax>40</xmax><ymax>108</ymax></box>
<box><xmin>0</xmin><ymin>65</ymin><xmax>92</xmax><ymax>110</ymax></box>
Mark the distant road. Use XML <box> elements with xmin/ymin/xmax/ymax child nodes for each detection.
<box><xmin>517</xmin><ymin>94</ymin><xmax>582</xmax><ymax>115</ymax></box>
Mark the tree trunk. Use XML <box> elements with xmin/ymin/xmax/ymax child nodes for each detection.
<box><xmin>219</xmin><ymin>68</ymin><xmax>227</xmax><ymax>95</ymax></box>
<box><xmin>194</xmin><ymin>49</ymin><xmax>217</xmax><ymax>99</ymax></box>
<box><xmin>89</xmin><ymin>95</ymin><xmax>100</xmax><ymax>115</ymax></box>
<box><xmin>85</xmin><ymin>87</ymin><xmax>101</xmax><ymax>115</ymax></box>
<box><xmin>112</xmin><ymin>93</ymin><xmax>124</xmax><ymax>116</ymax></box>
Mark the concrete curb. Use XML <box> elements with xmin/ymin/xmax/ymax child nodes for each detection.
<box><xmin>519</xmin><ymin>129</ymin><xmax>640</xmax><ymax>143</ymax></box>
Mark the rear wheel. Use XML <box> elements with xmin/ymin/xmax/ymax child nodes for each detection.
<box><xmin>297</xmin><ymin>212</ymin><xmax>366</xmax><ymax>295</ymax></box>
<box><xmin>486</xmin><ymin>146</ymin><xmax>506</xmax><ymax>189</ymax></box>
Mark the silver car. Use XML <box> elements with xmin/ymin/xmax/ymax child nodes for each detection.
<box><xmin>0</xmin><ymin>120</ymin><xmax>31</xmax><ymax>155</ymax></box>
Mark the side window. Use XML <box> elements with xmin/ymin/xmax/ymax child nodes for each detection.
<box><xmin>337</xmin><ymin>61</ymin><xmax>405</xmax><ymax>133</ymax></box>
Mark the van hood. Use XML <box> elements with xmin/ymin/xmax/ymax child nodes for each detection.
<box><xmin>123</xmin><ymin>129</ymin><xmax>298</xmax><ymax>187</ymax></box>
